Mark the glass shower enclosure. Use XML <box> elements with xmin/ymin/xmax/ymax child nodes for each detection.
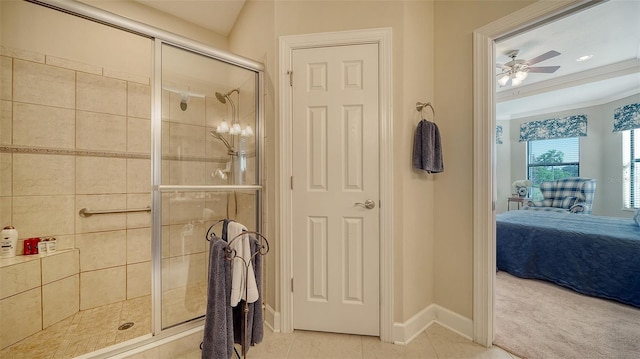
<box><xmin>156</xmin><ymin>43</ymin><xmax>262</xmax><ymax>331</ymax></box>
<box><xmin>0</xmin><ymin>0</ymin><xmax>263</xmax><ymax>356</ymax></box>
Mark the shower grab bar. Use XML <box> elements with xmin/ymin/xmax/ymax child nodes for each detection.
<box><xmin>157</xmin><ymin>185</ymin><xmax>262</xmax><ymax>192</ymax></box>
<box><xmin>79</xmin><ymin>206</ymin><xmax>151</xmax><ymax>218</ymax></box>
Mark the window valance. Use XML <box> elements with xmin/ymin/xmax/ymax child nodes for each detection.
<box><xmin>613</xmin><ymin>103</ymin><xmax>640</xmax><ymax>132</ymax></box>
<box><xmin>496</xmin><ymin>125</ymin><xmax>503</xmax><ymax>144</ymax></box>
<box><xmin>519</xmin><ymin>115</ymin><xmax>587</xmax><ymax>142</ymax></box>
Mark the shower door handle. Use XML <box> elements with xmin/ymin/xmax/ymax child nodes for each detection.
<box><xmin>354</xmin><ymin>199</ymin><xmax>375</xmax><ymax>209</ymax></box>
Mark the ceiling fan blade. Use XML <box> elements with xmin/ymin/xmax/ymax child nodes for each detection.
<box><xmin>526</xmin><ymin>50</ymin><xmax>560</xmax><ymax>65</ymax></box>
<box><xmin>527</xmin><ymin>66</ymin><xmax>560</xmax><ymax>73</ymax></box>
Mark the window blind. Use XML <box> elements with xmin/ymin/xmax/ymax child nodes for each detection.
<box><xmin>527</xmin><ymin>137</ymin><xmax>580</xmax><ymax>194</ymax></box>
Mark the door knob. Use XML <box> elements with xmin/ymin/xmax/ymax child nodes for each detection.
<box><xmin>354</xmin><ymin>199</ymin><xmax>375</xmax><ymax>209</ymax></box>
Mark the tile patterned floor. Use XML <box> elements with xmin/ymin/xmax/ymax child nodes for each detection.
<box><xmin>0</xmin><ymin>296</ymin><xmax>151</xmax><ymax>359</ymax></box>
<box><xmin>0</xmin><ymin>284</ymin><xmax>209</xmax><ymax>359</ymax></box>
<box><xmin>126</xmin><ymin>324</ymin><xmax>520</xmax><ymax>359</ymax></box>
<box><xmin>2</xmin><ymin>292</ymin><xmax>518</xmax><ymax>359</ymax></box>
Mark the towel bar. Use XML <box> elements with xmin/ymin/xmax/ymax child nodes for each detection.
<box><xmin>416</xmin><ymin>101</ymin><xmax>436</xmax><ymax>121</ymax></box>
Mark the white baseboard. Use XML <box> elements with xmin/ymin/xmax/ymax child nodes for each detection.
<box><xmin>393</xmin><ymin>305</ymin><xmax>436</xmax><ymax>345</ymax></box>
<box><xmin>263</xmin><ymin>303</ymin><xmax>469</xmax><ymax>344</ymax></box>
<box><xmin>264</xmin><ymin>304</ymin><xmax>280</xmax><ymax>333</ymax></box>
<box><xmin>433</xmin><ymin>304</ymin><xmax>473</xmax><ymax>341</ymax></box>
<box><xmin>393</xmin><ymin>304</ymin><xmax>472</xmax><ymax>345</ymax></box>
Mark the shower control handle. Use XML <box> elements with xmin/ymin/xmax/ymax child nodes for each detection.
<box><xmin>354</xmin><ymin>199</ymin><xmax>375</xmax><ymax>209</ymax></box>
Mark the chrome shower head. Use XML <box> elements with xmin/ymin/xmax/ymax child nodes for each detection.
<box><xmin>215</xmin><ymin>89</ymin><xmax>239</xmax><ymax>104</ymax></box>
<box><xmin>180</xmin><ymin>94</ymin><xmax>190</xmax><ymax>111</ymax></box>
<box><xmin>215</xmin><ymin>92</ymin><xmax>227</xmax><ymax>104</ymax></box>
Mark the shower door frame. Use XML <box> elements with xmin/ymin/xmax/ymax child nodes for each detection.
<box><xmin>30</xmin><ymin>0</ymin><xmax>265</xmax><ymax>350</ymax></box>
<box><xmin>153</xmin><ymin>41</ymin><xmax>264</xmax><ymax>333</ymax></box>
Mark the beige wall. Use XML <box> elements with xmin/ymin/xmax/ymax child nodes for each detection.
<box><xmin>433</xmin><ymin>0</ymin><xmax>534</xmax><ymax>318</ymax></box>
<box><xmin>398</xmin><ymin>0</ymin><xmax>436</xmax><ymax>322</ymax></box>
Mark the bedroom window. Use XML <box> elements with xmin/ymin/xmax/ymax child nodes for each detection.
<box><xmin>623</xmin><ymin>129</ymin><xmax>639</xmax><ymax>209</ymax></box>
<box><xmin>527</xmin><ymin>137</ymin><xmax>580</xmax><ymax>200</ymax></box>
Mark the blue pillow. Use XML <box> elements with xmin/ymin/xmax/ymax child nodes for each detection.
<box><xmin>634</xmin><ymin>208</ymin><xmax>640</xmax><ymax>227</ymax></box>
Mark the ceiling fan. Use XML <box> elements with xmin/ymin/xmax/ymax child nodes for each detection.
<box><xmin>496</xmin><ymin>49</ymin><xmax>561</xmax><ymax>87</ymax></box>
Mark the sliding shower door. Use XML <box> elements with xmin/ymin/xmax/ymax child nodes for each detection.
<box><xmin>0</xmin><ymin>2</ymin><xmax>156</xmax><ymax>356</ymax></box>
<box><xmin>155</xmin><ymin>43</ymin><xmax>261</xmax><ymax>330</ymax></box>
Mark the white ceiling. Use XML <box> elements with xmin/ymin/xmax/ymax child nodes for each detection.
<box><xmin>134</xmin><ymin>0</ymin><xmax>246</xmax><ymax>36</ymax></box>
<box><xmin>495</xmin><ymin>0</ymin><xmax>640</xmax><ymax>120</ymax></box>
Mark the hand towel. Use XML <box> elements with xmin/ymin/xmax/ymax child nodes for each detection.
<box><xmin>412</xmin><ymin>119</ymin><xmax>444</xmax><ymax>173</ymax></box>
<box><xmin>227</xmin><ymin>221</ymin><xmax>259</xmax><ymax>306</ymax></box>
<box><xmin>201</xmin><ymin>238</ymin><xmax>233</xmax><ymax>359</ymax></box>
<box><xmin>233</xmin><ymin>236</ymin><xmax>264</xmax><ymax>353</ymax></box>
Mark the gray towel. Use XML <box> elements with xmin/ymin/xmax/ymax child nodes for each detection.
<box><xmin>202</xmin><ymin>238</ymin><xmax>233</xmax><ymax>359</ymax></box>
<box><xmin>233</xmin><ymin>236</ymin><xmax>264</xmax><ymax>352</ymax></box>
<box><xmin>412</xmin><ymin>119</ymin><xmax>444</xmax><ymax>173</ymax></box>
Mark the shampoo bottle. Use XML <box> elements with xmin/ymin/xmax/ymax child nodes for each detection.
<box><xmin>1</xmin><ymin>226</ymin><xmax>18</xmax><ymax>258</ymax></box>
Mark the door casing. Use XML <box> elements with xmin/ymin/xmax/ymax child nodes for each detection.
<box><xmin>472</xmin><ymin>0</ymin><xmax>596</xmax><ymax>347</ymax></box>
<box><xmin>279</xmin><ymin>27</ymin><xmax>394</xmax><ymax>342</ymax></box>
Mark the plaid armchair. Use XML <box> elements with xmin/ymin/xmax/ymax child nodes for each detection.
<box><xmin>523</xmin><ymin>177</ymin><xmax>596</xmax><ymax>214</ymax></box>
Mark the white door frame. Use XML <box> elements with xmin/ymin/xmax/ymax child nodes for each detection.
<box><xmin>472</xmin><ymin>0</ymin><xmax>596</xmax><ymax>347</ymax></box>
<box><xmin>279</xmin><ymin>27</ymin><xmax>394</xmax><ymax>342</ymax></box>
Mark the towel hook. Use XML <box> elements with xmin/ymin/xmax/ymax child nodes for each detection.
<box><xmin>416</xmin><ymin>101</ymin><xmax>435</xmax><ymax>121</ymax></box>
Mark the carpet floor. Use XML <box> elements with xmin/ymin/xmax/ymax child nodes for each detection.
<box><xmin>494</xmin><ymin>271</ymin><xmax>640</xmax><ymax>359</ymax></box>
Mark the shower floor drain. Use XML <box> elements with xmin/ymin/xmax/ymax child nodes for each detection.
<box><xmin>118</xmin><ymin>322</ymin><xmax>135</xmax><ymax>331</ymax></box>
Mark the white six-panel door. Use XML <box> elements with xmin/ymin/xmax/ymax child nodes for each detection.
<box><xmin>291</xmin><ymin>43</ymin><xmax>380</xmax><ymax>336</ymax></box>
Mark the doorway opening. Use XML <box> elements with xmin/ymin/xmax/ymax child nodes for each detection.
<box><xmin>473</xmin><ymin>0</ymin><xmax>638</xmax><ymax>349</ymax></box>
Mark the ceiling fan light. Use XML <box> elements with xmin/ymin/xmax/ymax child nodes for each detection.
<box><xmin>497</xmin><ymin>74</ymin><xmax>510</xmax><ymax>86</ymax></box>
<box><xmin>515</xmin><ymin>70</ymin><xmax>528</xmax><ymax>81</ymax></box>
<box><xmin>511</xmin><ymin>77</ymin><xmax>523</xmax><ymax>86</ymax></box>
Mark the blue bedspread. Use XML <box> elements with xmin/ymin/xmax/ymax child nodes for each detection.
<box><xmin>496</xmin><ymin>210</ymin><xmax>640</xmax><ymax>308</ymax></box>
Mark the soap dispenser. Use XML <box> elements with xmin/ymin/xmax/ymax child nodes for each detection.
<box><xmin>1</xmin><ymin>226</ymin><xmax>18</xmax><ymax>258</ymax></box>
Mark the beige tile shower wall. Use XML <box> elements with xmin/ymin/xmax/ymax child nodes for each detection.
<box><xmin>0</xmin><ymin>249</ymin><xmax>80</xmax><ymax>349</ymax></box>
<box><xmin>0</xmin><ymin>258</ymin><xmax>40</xmax><ymax>300</ymax></box>
<box><xmin>80</xmin><ymin>266</ymin><xmax>127</xmax><ymax>310</ymax></box>
<box><xmin>0</xmin><ymin>99</ymin><xmax>11</xmax><ymax>146</ymax></box>
<box><xmin>0</xmin><ymin>287</ymin><xmax>41</xmax><ymax>349</ymax></box>
<box><xmin>42</xmin><ymin>274</ymin><xmax>79</xmax><ymax>328</ymax></box>
<box><xmin>14</xmin><ymin>59</ymin><xmax>75</xmax><ymax>109</ymax></box>
<box><xmin>13</xmin><ymin>103</ymin><xmax>75</xmax><ymax>148</ymax></box>
<box><xmin>0</xmin><ymin>47</ymin><xmax>153</xmax><ymax>317</ymax></box>
<box><xmin>0</xmin><ymin>56</ymin><xmax>12</xmax><ymax>102</ymax></box>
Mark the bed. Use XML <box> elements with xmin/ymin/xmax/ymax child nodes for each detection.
<box><xmin>496</xmin><ymin>210</ymin><xmax>640</xmax><ymax>308</ymax></box>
